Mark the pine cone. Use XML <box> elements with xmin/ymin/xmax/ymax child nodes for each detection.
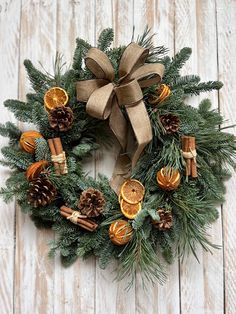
<box><xmin>78</xmin><ymin>188</ymin><xmax>105</xmax><ymax>217</ymax></box>
<box><xmin>28</xmin><ymin>176</ymin><xmax>57</xmax><ymax>208</ymax></box>
<box><xmin>48</xmin><ymin>106</ymin><xmax>74</xmax><ymax>132</ymax></box>
<box><xmin>152</xmin><ymin>209</ymin><xmax>173</xmax><ymax>231</ymax></box>
<box><xmin>160</xmin><ymin>114</ymin><xmax>180</xmax><ymax>134</ymax></box>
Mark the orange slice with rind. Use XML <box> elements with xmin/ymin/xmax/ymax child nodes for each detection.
<box><xmin>118</xmin><ymin>193</ymin><xmax>123</xmax><ymax>204</ymax></box>
<box><xmin>120</xmin><ymin>199</ymin><xmax>142</xmax><ymax>219</ymax></box>
<box><xmin>156</xmin><ymin>167</ymin><xmax>180</xmax><ymax>190</ymax></box>
<box><xmin>120</xmin><ymin>179</ymin><xmax>145</xmax><ymax>204</ymax></box>
<box><xmin>44</xmin><ymin>87</ymin><xmax>69</xmax><ymax>111</ymax></box>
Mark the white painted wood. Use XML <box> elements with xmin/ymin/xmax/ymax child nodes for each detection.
<box><xmin>133</xmin><ymin>1</ymin><xmax>180</xmax><ymax>314</ymax></box>
<box><xmin>0</xmin><ymin>1</ymin><xmax>21</xmax><ymax>313</ymax></box>
<box><xmin>174</xmin><ymin>2</ymin><xmax>206</xmax><ymax>313</ymax></box>
<box><xmin>195</xmin><ymin>1</ymin><xmax>224</xmax><ymax>313</ymax></box>
<box><xmin>54</xmin><ymin>1</ymin><xmax>96</xmax><ymax>313</ymax></box>
<box><xmin>14</xmin><ymin>1</ymin><xmax>57</xmax><ymax>313</ymax></box>
<box><xmin>0</xmin><ymin>1</ymin><xmax>235</xmax><ymax>313</ymax></box>
<box><xmin>95</xmin><ymin>1</ymin><xmax>136</xmax><ymax>313</ymax></box>
<box><xmin>217</xmin><ymin>0</ymin><xmax>236</xmax><ymax>313</ymax></box>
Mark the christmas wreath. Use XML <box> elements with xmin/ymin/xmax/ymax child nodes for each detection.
<box><xmin>1</xmin><ymin>28</ymin><xmax>235</xmax><ymax>288</ymax></box>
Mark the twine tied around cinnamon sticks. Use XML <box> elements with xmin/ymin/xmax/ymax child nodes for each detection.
<box><xmin>60</xmin><ymin>206</ymin><xmax>98</xmax><ymax>232</ymax></box>
<box><xmin>48</xmin><ymin>138</ymin><xmax>68</xmax><ymax>175</ymax></box>
<box><xmin>181</xmin><ymin>136</ymin><xmax>198</xmax><ymax>178</ymax></box>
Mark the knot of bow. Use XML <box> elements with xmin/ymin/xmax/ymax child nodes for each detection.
<box><xmin>76</xmin><ymin>42</ymin><xmax>165</xmax><ymax>168</ymax></box>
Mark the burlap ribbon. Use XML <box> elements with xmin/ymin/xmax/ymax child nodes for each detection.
<box><xmin>76</xmin><ymin>43</ymin><xmax>164</xmax><ymax>189</ymax></box>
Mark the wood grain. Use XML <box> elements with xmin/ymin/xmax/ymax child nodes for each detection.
<box><xmin>196</xmin><ymin>1</ymin><xmax>224</xmax><ymax>313</ymax></box>
<box><xmin>14</xmin><ymin>1</ymin><xmax>57</xmax><ymax>313</ymax></box>
<box><xmin>0</xmin><ymin>1</ymin><xmax>235</xmax><ymax>313</ymax></box>
<box><xmin>0</xmin><ymin>1</ymin><xmax>21</xmax><ymax>313</ymax></box>
<box><xmin>175</xmin><ymin>2</ymin><xmax>207</xmax><ymax>313</ymax></box>
<box><xmin>133</xmin><ymin>1</ymin><xmax>180</xmax><ymax>314</ymax></box>
<box><xmin>54</xmin><ymin>1</ymin><xmax>96</xmax><ymax>313</ymax></box>
<box><xmin>217</xmin><ymin>0</ymin><xmax>236</xmax><ymax>313</ymax></box>
<box><xmin>95</xmin><ymin>1</ymin><xmax>136</xmax><ymax>313</ymax></box>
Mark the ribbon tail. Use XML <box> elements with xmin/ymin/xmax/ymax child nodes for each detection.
<box><xmin>109</xmin><ymin>98</ymin><xmax>128</xmax><ymax>151</ymax></box>
<box><xmin>126</xmin><ymin>100</ymin><xmax>152</xmax><ymax>168</ymax></box>
<box><xmin>109</xmin><ymin>99</ymin><xmax>131</xmax><ymax>194</ymax></box>
<box><xmin>110</xmin><ymin>154</ymin><xmax>131</xmax><ymax>194</ymax></box>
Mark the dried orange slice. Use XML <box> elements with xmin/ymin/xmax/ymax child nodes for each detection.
<box><xmin>120</xmin><ymin>199</ymin><xmax>142</xmax><ymax>219</ymax></box>
<box><xmin>156</xmin><ymin>167</ymin><xmax>180</xmax><ymax>190</ymax></box>
<box><xmin>109</xmin><ymin>220</ymin><xmax>133</xmax><ymax>245</ymax></box>
<box><xmin>120</xmin><ymin>179</ymin><xmax>145</xmax><ymax>204</ymax></box>
<box><xmin>44</xmin><ymin>87</ymin><xmax>69</xmax><ymax>111</ymax></box>
<box><xmin>26</xmin><ymin>160</ymin><xmax>49</xmax><ymax>181</ymax></box>
<box><xmin>157</xmin><ymin>84</ymin><xmax>171</xmax><ymax>103</ymax></box>
<box><xmin>118</xmin><ymin>193</ymin><xmax>123</xmax><ymax>203</ymax></box>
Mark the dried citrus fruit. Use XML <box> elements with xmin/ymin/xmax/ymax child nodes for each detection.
<box><xmin>44</xmin><ymin>87</ymin><xmax>69</xmax><ymax>111</ymax></box>
<box><xmin>118</xmin><ymin>193</ymin><xmax>123</xmax><ymax>203</ymax></box>
<box><xmin>20</xmin><ymin>130</ymin><xmax>43</xmax><ymax>154</ymax></box>
<box><xmin>157</xmin><ymin>84</ymin><xmax>171</xmax><ymax>103</ymax></box>
<box><xmin>120</xmin><ymin>199</ymin><xmax>142</xmax><ymax>219</ymax></box>
<box><xmin>156</xmin><ymin>167</ymin><xmax>180</xmax><ymax>191</ymax></box>
<box><xmin>26</xmin><ymin>160</ymin><xmax>49</xmax><ymax>181</ymax></box>
<box><xmin>109</xmin><ymin>219</ymin><xmax>133</xmax><ymax>245</ymax></box>
<box><xmin>120</xmin><ymin>179</ymin><xmax>145</xmax><ymax>204</ymax></box>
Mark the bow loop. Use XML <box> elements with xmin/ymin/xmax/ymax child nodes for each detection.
<box><xmin>76</xmin><ymin>42</ymin><xmax>165</xmax><ymax>190</ymax></box>
<box><xmin>118</xmin><ymin>43</ymin><xmax>149</xmax><ymax>80</ymax></box>
<box><xmin>85</xmin><ymin>48</ymin><xmax>115</xmax><ymax>81</ymax></box>
<box><xmin>115</xmin><ymin>79</ymin><xmax>143</xmax><ymax>107</ymax></box>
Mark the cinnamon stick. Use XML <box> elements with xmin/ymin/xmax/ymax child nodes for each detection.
<box><xmin>48</xmin><ymin>139</ymin><xmax>60</xmax><ymax>175</ymax></box>
<box><xmin>188</xmin><ymin>137</ymin><xmax>197</xmax><ymax>178</ymax></box>
<box><xmin>181</xmin><ymin>136</ymin><xmax>198</xmax><ymax>178</ymax></box>
<box><xmin>53</xmin><ymin>138</ymin><xmax>65</xmax><ymax>174</ymax></box>
<box><xmin>182</xmin><ymin>136</ymin><xmax>191</xmax><ymax>176</ymax></box>
<box><xmin>60</xmin><ymin>206</ymin><xmax>98</xmax><ymax>232</ymax></box>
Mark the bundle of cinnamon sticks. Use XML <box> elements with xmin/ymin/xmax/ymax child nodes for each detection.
<box><xmin>60</xmin><ymin>205</ymin><xmax>98</xmax><ymax>232</ymax></box>
<box><xmin>181</xmin><ymin>136</ymin><xmax>198</xmax><ymax>178</ymax></box>
<box><xmin>48</xmin><ymin>138</ymin><xmax>68</xmax><ymax>175</ymax></box>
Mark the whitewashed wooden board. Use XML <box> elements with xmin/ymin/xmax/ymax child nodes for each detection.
<box><xmin>0</xmin><ymin>0</ymin><xmax>235</xmax><ymax>313</ymax></box>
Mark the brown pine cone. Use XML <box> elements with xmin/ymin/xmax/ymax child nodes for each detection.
<box><xmin>152</xmin><ymin>209</ymin><xmax>173</xmax><ymax>231</ymax></box>
<box><xmin>28</xmin><ymin>176</ymin><xmax>57</xmax><ymax>208</ymax></box>
<box><xmin>160</xmin><ymin>114</ymin><xmax>180</xmax><ymax>134</ymax></box>
<box><xmin>78</xmin><ymin>188</ymin><xmax>105</xmax><ymax>217</ymax></box>
<box><xmin>48</xmin><ymin>106</ymin><xmax>74</xmax><ymax>132</ymax></box>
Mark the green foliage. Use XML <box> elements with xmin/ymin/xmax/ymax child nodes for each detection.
<box><xmin>0</xmin><ymin>122</ymin><xmax>21</xmax><ymax>144</ymax></box>
<box><xmin>97</xmin><ymin>28</ymin><xmax>114</xmax><ymax>51</ymax></box>
<box><xmin>35</xmin><ymin>138</ymin><xmax>51</xmax><ymax>161</ymax></box>
<box><xmin>24</xmin><ymin>59</ymin><xmax>50</xmax><ymax>93</ymax></box>
<box><xmin>1</xmin><ymin>146</ymin><xmax>34</xmax><ymax>170</ymax></box>
<box><xmin>116</xmin><ymin>229</ymin><xmax>166</xmax><ymax>289</ymax></box>
<box><xmin>0</xmin><ymin>28</ymin><xmax>235</xmax><ymax>289</ymax></box>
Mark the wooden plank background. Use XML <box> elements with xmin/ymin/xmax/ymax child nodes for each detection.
<box><xmin>0</xmin><ymin>0</ymin><xmax>235</xmax><ymax>313</ymax></box>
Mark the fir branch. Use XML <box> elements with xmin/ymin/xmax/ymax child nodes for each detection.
<box><xmin>24</xmin><ymin>59</ymin><xmax>50</xmax><ymax>93</ymax></box>
<box><xmin>136</xmin><ymin>26</ymin><xmax>167</xmax><ymax>61</ymax></box>
<box><xmin>183</xmin><ymin>80</ymin><xmax>223</xmax><ymax>95</ymax></box>
<box><xmin>164</xmin><ymin>47</ymin><xmax>192</xmax><ymax>83</ymax></box>
<box><xmin>35</xmin><ymin>138</ymin><xmax>50</xmax><ymax>161</ymax></box>
<box><xmin>72</xmin><ymin>38</ymin><xmax>92</xmax><ymax>77</ymax></box>
<box><xmin>170</xmin><ymin>75</ymin><xmax>200</xmax><ymax>90</ymax></box>
<box><xmin>0</xmin><ymin>122</ymin><xmax>21</xmax><ymax>144</ymax></box>
<box><xmin>116</xmin><ymin>229</ymin><xmax>166</xmax><ymax>289</ymax></box>
<box><xmin>72</xmin><ymin>143</ymin><xmax>99</xmax><ymax>158</ymax></box>
<box><xmin>97</xmin><ymin>28</ymin><xmax>114</xmax><ymax>51</ymax></box>
<box><xmin>1</xmin><ymin>146</ymin><xmax>34</xmax><ymax>170</ymax></box>
<box><xmin>4</xmin><ymin>99</ymin><xmax>34</xmax><ymax>123</ymax></box>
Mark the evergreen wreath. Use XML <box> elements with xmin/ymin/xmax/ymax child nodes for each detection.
<box><xmin>1</xmin><ymin>28</ymin><xmax>235</xmax><ymax>289</ymax></box>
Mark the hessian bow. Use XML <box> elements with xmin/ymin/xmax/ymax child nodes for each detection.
<box><xmin>76</xmin><ymin>43</ymin><xmax>164</xmax><ymax>173</ymax></box>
